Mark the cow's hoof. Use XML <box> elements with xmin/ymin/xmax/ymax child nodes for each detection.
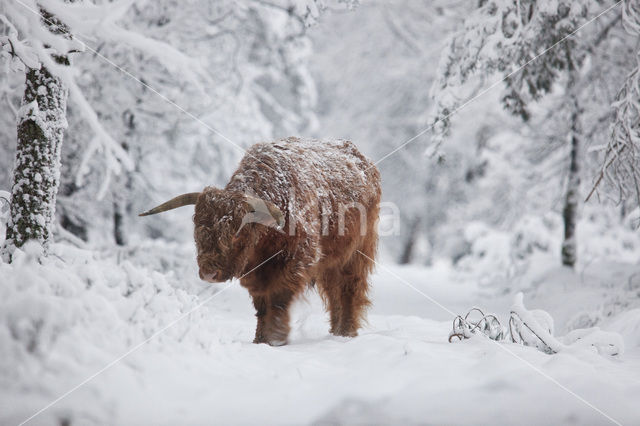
<box><xmin>253</xmin><ymin>338</ymin><xmax>287</xmax><ymax>346</ymax></box>
<box><xmin>330</xmin><ymin>328</ymin><xmax>358</xmax><ymax>338</ymax></box>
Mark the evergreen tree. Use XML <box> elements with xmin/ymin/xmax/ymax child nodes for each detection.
<box><xmin>592</xmin><ymin>1</ymin><xmax>640</xmax><ymax>208</ymax></box>
<box><xmin>431</xmin><ymin>0</ymin><xmax>631</xmax><ymax>268</ymax></box>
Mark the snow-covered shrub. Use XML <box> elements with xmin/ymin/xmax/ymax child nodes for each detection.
<box><xmin>0</xmin><ymin>239</ymin><xmax>230</xmax><ymax>423</ymax></box>
<box><xmin>578</xmin><ymin>206</ymin><xmax>640</xmax><ymax>264</ymax></box>
<box><xmin>453</xmin><ymin>205</ymin><xmax>640</xmax><ymax>292</ymax></box>
<box><xmin>454</xmin><ymin>215</ymin><xmax>557</xmax><ymax>287</ymax></box>
<box><xmin>607</xmin><ymin>309</ymin><xmax>640</xmax><ymax>350</ymax></box>
<box><xmin>511</xmin><ymin>214</ymin><xmax>560</xmax><ymax>261</ymax></box>
<box><xmin>454</xmin><ymin>221</ymin><xmax>515</xmax><ymax>287</ymax></box>
<box><xmin>510</xmin><ymin>292</ymin><xmax>624</xmax><ymax>356</ymax></box>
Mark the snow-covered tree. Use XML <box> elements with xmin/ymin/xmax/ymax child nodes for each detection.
<box><xmin>0</xmin><ymin>0</ymin><xmax>189</xmax><ymax>257</ymax></box>
<box><xmin>431</xmin><ymin>0</ymin><xmax>633</xmax><ymax>268</ymax></box>
<box><xmin>591</xmin><ymin>1</ymin><xmax>640</xmax><ymax>208</ymax></box>
<box><xmin>52</xmin><ymin>0</ymin><xmax>353</xmax><ymax>245</ymax></box>
<box><xmin>1</xmin><ymin>9</ymin><xmax>71</xmax><ymax>258</ymax></box>
<box><xmin>1</xmin><ymin>0</ymin><xmax>356</xmax><ymax>252</ymax></box>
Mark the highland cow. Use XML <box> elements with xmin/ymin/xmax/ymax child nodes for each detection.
<box><xmin>140</xmin><ymin>137</ymin><xmax>381</xmax><ymax>345</ymax></box>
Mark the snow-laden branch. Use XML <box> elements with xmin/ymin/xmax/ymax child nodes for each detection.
<box><xmin>588</xmin><ymin>1</ymin><xmax>640</xmax><ymax>205</ymax></box>
<box><xmin>0</xmin><ymin>12</ymin><xmax>40</xmax><ymax>68</ymax></box>
<box><xmin>254</xmin><ymin>0</ymin><xmax>359</xmax><ymax>27</ymax></box>
<box><xmin>26</xmin><ymin>35</ymin><xmax>132</xmax><ymax>199</ymax></box>
<box><xmin>37</xmin><ymin>0</ymin><xmax>207</xmax><ymax>88</ymax></box>
<box><xmin>1</xmin><ymin>0</ymin><xmax>209</xmax><ymax>197</ymax></box>
<box><xmin>429</xmin><ymin>0</ymin><xmax>607</xmax><ymax>148</ymax></box>
<box><xmin>2</xmin><ymin>0</ymin><xmax>83</xmax><ymax>59</ymax></box>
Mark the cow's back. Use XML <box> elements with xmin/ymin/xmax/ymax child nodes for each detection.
<box><xmin>227</xmin><ymin>137</ymin><xmax>379</xmax><ymax>225</ymax></box>
<box><xmin>226</xmin><ymin>137</ymin><xmax>380</xmax><ymax>269</ymax></box>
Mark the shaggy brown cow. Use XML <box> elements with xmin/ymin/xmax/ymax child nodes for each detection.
<box><xmin>140</xmin><ymin>137</ymin><xmax>381</xmax><ymax>345</ymax></box>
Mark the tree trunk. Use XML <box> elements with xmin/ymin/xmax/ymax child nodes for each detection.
<box><xmin>113</xmin><ymin>114</ymin><xmax>134</xmax><ymax>246</ymax></box>
<box><xmin>399</xmin><ymin>216</ymin><xmax>421</xmax><ymax>264</ymax></box>
<box><xmin>113</xmin><ymin>200</ymin><xmax>127</xmax><ymax>246</ymax></box>
<box><xmin>2</xmin><ymin>65</ymin><xmax>69</xmax><ymax>260</ymax></box>
<box><xmin>1</xmin><ymin>11</ymin><xmax>70</xmax><ymax>261</ymax></box>
<box><xmin>561</xmin><ymin>99</ymin><xmax>581</xmax><ymax>268</ymax></box>
<box><xmin>59</xmin><ymin>181</ymin><xmax>88</xmax><ymax>242</ymax></box>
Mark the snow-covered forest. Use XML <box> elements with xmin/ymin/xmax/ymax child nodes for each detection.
<box><xmin>2</xmin><ymin>0</ymin><xmax>640</xmax><ymax>424</ymax></box>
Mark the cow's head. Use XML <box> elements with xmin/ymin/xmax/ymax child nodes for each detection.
<box><xmin>139</xmin><ymin>187</ymin><xmax>284</xmax><ymax>283</ymax></box>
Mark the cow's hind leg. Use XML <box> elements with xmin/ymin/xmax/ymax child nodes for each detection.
<box><xmin>320</xmin><ymin>250</ymin><xmax>373</xmax><ymax>337</ymax></box>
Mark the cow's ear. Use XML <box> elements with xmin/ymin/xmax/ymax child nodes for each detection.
<box><xmin>238</xmin><ymin>195</ymin><xmax>285</xmax><ymax>232</ymax></box>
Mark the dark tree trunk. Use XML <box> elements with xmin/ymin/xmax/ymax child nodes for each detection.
<box><xmin>399</xmin><ymin>216</ymin><xmax>421</xmax><ymax>265</ymax></box>
<box><xmin>113</xmin><ymin>200</ymin><xmax>126</xmax><ymax>246</ymax></box>
<box><xmin>2</xmin><ymin>10</ymin><xmax>71</xmax><ymax>261</ymax></box>
<box><xmin>59</xmin><ymin>181</ymin><xmax>88</xmax><ymax>242</ymax></box>
<box><xmin>561</xmin><ymin>99</ymin><xmax>581</xmax><ymax>268</ymax></box>
<box><xmin>2</xmin><ymin>62</ymin><xmax>69</xmax><ymax>260</ymax></box>
<box><xmin>113</xmin><ymin>112</ymin><xmax>135</xmax><ymax>246</ymax></box>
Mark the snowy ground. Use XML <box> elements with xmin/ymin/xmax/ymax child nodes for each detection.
<box><xmin>2</xmin><ymin>240</ymin><xmax>640</xmax><ymax>426</ymax></box>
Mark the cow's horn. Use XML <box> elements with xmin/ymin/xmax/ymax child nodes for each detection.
<box><xmin>139</xmin><ymin>192</ymin><xmax>200</xmax><ymax>216</ymax></box>
<box><xmin>244</xmin><ymin>195</ymin><xmax>285</xmax><ymax>229</ymax></box>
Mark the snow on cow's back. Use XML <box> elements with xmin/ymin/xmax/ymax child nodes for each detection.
<box><xmin>227</xmin><ymin>137</ymin><xmax>380</xmax><ymax>207</ymax></box>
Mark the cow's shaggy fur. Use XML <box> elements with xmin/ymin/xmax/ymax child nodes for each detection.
<box><xmin>194</xmin><ymin>137</ymin><xmax>381</xmax><ymax>345</ymax></box>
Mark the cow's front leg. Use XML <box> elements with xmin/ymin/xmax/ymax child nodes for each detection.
<box><xmin>251</xmin><ymin>289</ymin><xmax>295</xmax><ymax>346</ymax></box>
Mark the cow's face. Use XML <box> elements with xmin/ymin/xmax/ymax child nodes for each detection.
<box><xmin>193</xmin><ymin>188</ymin><xmax>244</xmax><ymax>283</ymax></box>
<box><xmin>138</xmin><ymin>186</ymin><xmax>284</xmax><ymax>284</ymax></box>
